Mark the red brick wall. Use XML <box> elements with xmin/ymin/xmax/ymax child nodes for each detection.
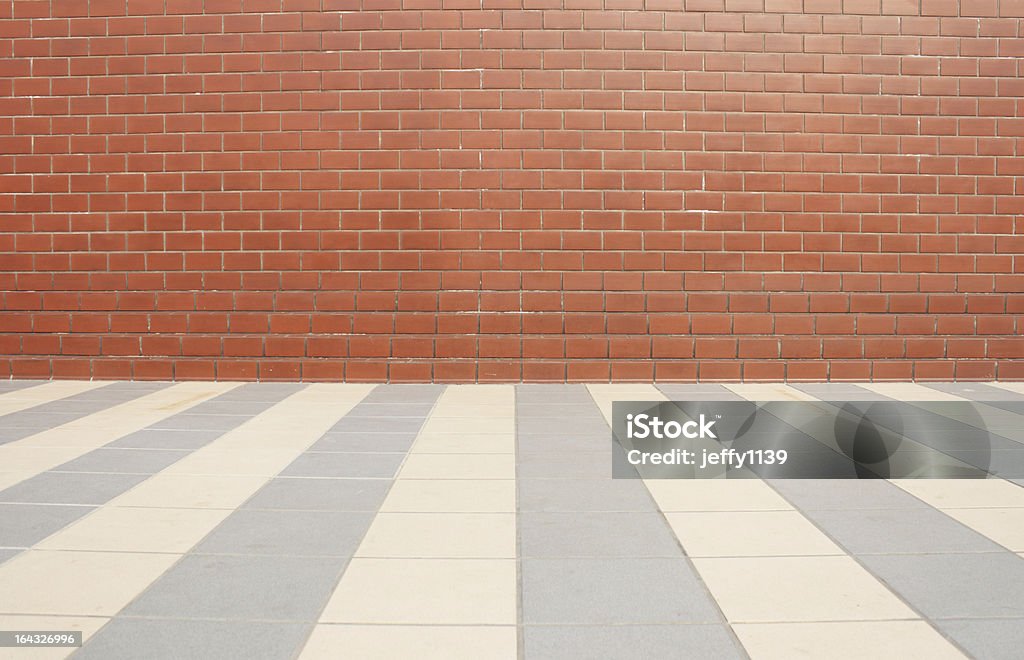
<box><xmin>1</xmin><ymin>0</ymin><xmax>1022</xmax><ymax>382</ymax></box>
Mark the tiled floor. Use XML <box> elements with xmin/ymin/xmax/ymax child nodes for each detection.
<box><xmin>0</xmin><ymin>380</ymin><xmax>1022</xmax><ymax>659</ymax></box>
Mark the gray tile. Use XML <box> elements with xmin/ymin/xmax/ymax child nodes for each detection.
<box><xmin>657</xmin><ymin>384</ymin><xmax>742</xmax><ymax>400</ymax></box>
<box><xmin>518</xmin><ymin>478</ymin><xmax>655</xmax><ymax>512</ymax></box>
<box><xmin>149</xmin><ymin>414</ymin><xmax>247</xmax><ymax>432</ymax></box>
<box><xmin>280</xmin><ymin>453</ymin><xmax>404</xmax><ymax>479</ymax></box>
<box><xmin>517</xmin><ymin>434</ymin><xmax>612</xmax><ymax>454</ymax></box>
<box><xmin>327</xmin><ymin>416</ymin><xmax>426</xmax><ymax>434</ymax></box>
<box><xmin>516</xmin><ymin>403</ymin><xmax>600</xmax><ymax>418</ymax></box>
<box><xmin>192</xmin><ymin>510</ymin><xmax>373</xmax><ymax>557</ymax></box>
<box><xmin>0</xmin><ymin>503</ymin><xmax>93</xmax><ymax>547</ymax></box>
<box><xmin>0</xmin><ymin>548</ymin><xmax>18</xmax><ymax>565</ymax></box>
<box><xmin>209</xmin><ymin>383</ymin><xmax>305</xmax><ymax>402</ymax></box>
<box><xmin>769</xmin><ymin>479</ymin><xmax>929</xmax><ymax>511</ymax></box>
<box><xmin>0</xmin><ymin>472</ymin><xmax>147</xmax><ymax>505</ymax></box>
<box><xmin>516</xmin><ymin>385</ymin><xmax>595</xmax><ymax>405</ymax></box>
<box><xmin>123</xmin><ymin>554</ymin><xmax>345</xmax><ymax>621</ymax></box>
<box><xmin>362</xmin><ymin>384</ymin><xmax>444</xmax><ymax>404</ymax></box>
<box><xmin>516</xmin><ymin>417</ymin><xmax>609</xmax><ymax>436</ymax></box>
<box><xmin>185</xmin><ymin>400</ymin><xmax>278</xmax><ymax>416</ymax></box>
<box><xmin>524</xmin><ymin>624</ymin><xmax>742</xmax><ymax>660</ymax></box>
<box><xmin>0</xmin><ymin>380</ymin><xmax>39</xmax><ymax>392</ymax></box>
<box><xmin>71</xmin><ymin>382</ymin><xmax>168</xmax><ymax>401</ymax></box>
<box><xmin>517</xmin><ymin>452</ymin><xmax>610</xmax><ymax>479</ymax></box>
<box><xmin>308</xmin><ymin>432</ymin><xmax>417</xmax><ymax>453</ymax></box>
<box><xmin>859</xmin><ymin>553</ymin><xmax>1024</xmax><ymax>619</ymax></box>
<box><xmin>75</xmin><ymin>618</ymin><xmax>311</xmax><ymax>660</ymax></box>
<box><xmin>802</xmin><ymin>507</ymin><xmax>1004</xmax><ymax>555</ymax></box>
<box><xmin>340</xmin><ymin>403</ymin><xmax>436</xmax><ymax>418</ymax></box>
<box><xmin>924</xmin><ymin>383</ymin><xmax>1022</xmax><ymax>401</ymax></box>
<box><xmin>55</xmin><ymin>448</ymin><xmax>188</xmax><ymax>474</ymax></box>
<box><xmin>243</xmin><ymin>478</ymin><xmax>391</xmax><ymax>512</ymax></box>
<box><xmin>520</xmin><ymin>512</ymin><xmax>682</xmax><ymax>558</ymax></box>
<box><xmin>522</xmin><ymin>558</ymin><xmax>721</xmax><ymax>624</ymax></box>
<box><xmin>938</xmin><ymin>618</ymin><xmax>1024</xmax><ymax>660</ymax></box>
<box><xmin>108</xmin><ymin>429</ymin><xmax>225</xmax><ymax>450</ymax></box>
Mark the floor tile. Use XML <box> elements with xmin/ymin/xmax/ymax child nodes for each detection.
<box><xmin>308</xmin><ymin>432</ymin><xmax>417</xmax><ymax>453</ymax></box>
<box><xmin>356</xmin><ymin>513</ymin><xmax>515</xmax><ymax>558</ymax></box>
<box><xmin>299</xmin><ymin>624</ymin><xmax>515</xmax><ymax>660</ymax></box>
<box><xmin>894</xmin><ymin>478</ymin><xmax>1024</xmax><ymax>508</ymax></box>
<box><xmin>521</xmin><ymin>557</ymin><xmax>721</xmax><ymax>624</ymax></box>
<box><xmin>519</xmin><ymin>512</ymin><xmax>681</xmax><ymax>558</ymax></box>
<box><xmin>0</xmin><ymin>503</ymin><xmax>93</xmax><ymax>548</ymax></box>
<box><xmin>54</xmin><ymin>448</ymin><xmax>189</xmax><ymax>474</ymax></box>
<box><xmin>518</xmin><ymin>478</ymin><xmax>655</xmax><ymax>512</ymax></box>
<box><xmin>770</xmin><ymin>478</ymin><xmax>929</xmax><ymax>510</ymax></box>
<box><xmin>693</xmin><ymin>556</ymin><xmax>916</xmax><ymax>622</ymax></box>
<box><xmin>665</xmin><ymin>511</ymin><xmax>843</xmax><ymax>557</ymax></box>
<box><xmin>0</xmin><ymin>614</ymin><xmax>108</xmax><ymax>659</ymax></box>
<box><xmin>644</xmin><ymin>479</ymin><xmax>792</xmax><ymax>511</ymax></box>
<box><xmin>107</xmin><ymin>429</ymin><xmax>225</xmax><ymax>450</ymax></box>
<box><xmin>108</xmin><ymin>474</ymin><xmax>268</xmax><ymax>510</ymax></box>
<box><xmin>516</xmin><ymin>451</ymin><xmax>610</xmax><ymax>478</ymax></box>
<box><xmin>192</xmin><ymin>510</ymin><xmax>373</xmax><ymax>557</ymax></box>
<box><xmin>410</xmin><ymin>433</ymin><xmax>515</xmax><ymax>454</ymax></box>
<box><xmin>0</xmin><ymin>550</ymin><xmax>178</xmax><ymax>616</ymax></box>
<box><xmin>36</xmin><ymin>507</ymin><xmax>230</xmax><ymax>554</ymax></box>
<box><xmin>122</xmin><ymin>554</ymin><xmax>345</xmax><ymax>621</ymax></box>
<box><xmin>381</xmin><ymin>480</ymin><xmax>515</xmax><ymax>513</ymax></box>
<box><xmin>732</xmin><ymin>621</ymin><xmax>965</xmax><ymax>660</ymax></box>
<box><xmin>523</xmin><ymin>624</ymin><xmax>742</xmax><ymax>660</ymax></box>
<box><xmin>242</xmin><ymin>478</ymin><xmax>391</xmax><ymax>512</ymax></box>
<box><xmin>398</xmin><ymin>453</ymin><xmax>514</xmax><ymax>479</ymax></box>
<box><xmin>859</xmin><ymin>552</ymin><xmax>1024</xmax><ymax>619</ymax></box>
<box><xmin>0</xmin><ymin>472</ymin><xmax>148</xmax><ymax>505</ymax></box>
<box><xmin>944</xmin><ymin>507</ymin><xmax>1024</xmax><ymax>551</ymax></box>
<box><xmin>280</xmin><ymin>453</ymin><xmax>404</xmax><ymax>479</ymax></box>
<box><xmin>320</xmin><ymin>558</ymin><xmax>516</xmax><ymax>624</ymax></box>
<box><xmin>938</xmin><ymin>618</ymin><xmax>1024</xmax><ymax>660</ymax></box>
<box><xmin>0</xmin><ymin>549</ymin><xmax>17</xmax><ymax>566</ymax></box>
<box><xmin>800</xmin><ymin>507</ymin><xmax>1004</xmax><ymax>555</ymax></box>
<box><xmin>75</xmin><ymin>618</ymin><xmax>311</xmax><ymax>660</ymax></box>
<box><xmin>327</xmin><ymin>416</ymin><xmax>428</xmax><ymax>434</ymax></box>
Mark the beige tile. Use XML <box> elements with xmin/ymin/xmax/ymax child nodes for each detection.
<box><xmin>160</xmin><ymin>448</ymin><xmax>302</xmax><ymax>477</ymax></box>
<box><xmin>0</xmin><ymin>615</ymin><xmax>108</xmax><ymax>660</ymax></box>
<box><xmin>434</xmin><ymin>385</ymin><xmax>515</xmax><ymax>406</ymax></box>
<box><xmin>894</xmin><ymin>478</ymin><xmax>1024</xmax><ymax>508</ymax></box>
<box><xmin>586</xmin><ymin>384</ymin><xmax>664</xmax><ymax>423</ymax></box>
<box><xmin>299</xmin><ymin>624</ymin><xmax>516</xmax><ymax>660</ymax></box>
<box><xmin>36</xmin><ymin>507</ymin><xmax>231</xmax><ymax>553</ymax></box>
<box><xmin>0</xmin><ymin>550</ymin><xmax>178</xmax><ymax>616</ymax></box>
<box><xmin>857</xmin><ymin>383</ymin><xmax>963</xmax><ymax>401</ymax></box>
<box><xmin>666</xmin><ymin>511</ymin><xmax>843</xmax><ymax>557</ymax></box>
<box><xmin>693</xmin><ymin>556</ymin><xmax>916</xmax><ymax>623</ymax></box>
<box><xmin>398</xmin><ymin>454</ymin><xmax>515</xmax><ymax>479</ymax></box>
<box><xmin>356</xmin><ymin>513</ymin><xmax>515</xmax><ymax>558</ymax></box>
<box><xmin>108</xmin><ymin>474</ymin><xmax>269</xmax><ymax>509</ymax></box>
<box><xmin>725</xmin><ymin>384</ymin><xmax>818</xmax><ymax>401</ymax></box>
<box><xmin>0</xmin><ymin>382</ymin><xmax>105</xmax><ymax>416</ymax></box>
<box><xmin>0</xmin><ymin>473</ymin><xmax>30</xmax><ymax>491</ymax></box>
<box><xmin>0</xmin><ymin>447</ymin><xmax>90</xmax><ymax>472</ymax></box>
<box><xmin>320</xmin><ymin>558</ymin><xmax>516</xmax><ymax>624</ymax></box>
<box><xmin>944</xmin><ymin>507</ymin><xmax>1024</xmax><ymax>552</ymax></box>
<box><xmin>644</xmin><ymin>479</ymin><xmax>792</xmax><ymax>512</ymax></box>
<box><xmin>381</xmin><ymin>480</ymin><xmax>515</xmax><ymax>513</ymax></box>
<box><xmin>989</xmin><ymin>382</ymin><xmax>1024</xmax><ymax>396</ymax></box>
<box><xmin>428</xmin><ymin>404</ymin><xmax>515</xmax><ymax>419</ymax></box>
<box><xmin>420</xmin><ymin>417</ymin><xmax>515</xmax><ymax>435</ymax></box>
<box><xmin>733</xmin><ymin>621</ymin><xmax>965</xmax><ymax>660</ymax></box>
<box><xmin>410</xmin><ymin>433</ymin><xmax>514</xmax><ymax>454</ymax></box>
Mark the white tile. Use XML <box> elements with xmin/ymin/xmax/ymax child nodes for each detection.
<box><xmin>320</xmin><ymin>558</ymin><xmax>516</xmax><ymax>624</ymax></box>
<box><xmin>398</xmin><ymin>454</ymin><xmax>515</xmax><ymax>479</ymax></box>
<box><xmin>666</xmin><ymin>511</ymin><xmax>843</xmax><ymax>557</ymax></box>
<box><xmin>108</xmin><ymin>474</ymin><xmax>269</xmax><ymax>509</ymax></box>
<box><xmin>381</xmin><ymin>480</ymin><xmax>515</xmax><ymax>513</ymax></box>
<box><xmin>693</xmin><ymin>556</ymin><xmax>916</xmax><ymax>623</ymax></box>
<box><xmin>894</xmin><ymin>478</ymin><xmax>1024</xmax><ymax>508</ymax></box>
<box><xmin>644</xmin><ymin>479</ymin><xmax>793</xmax><ymax>512</ymax></box>
<box><xmin>0</xmin><ymin>550</ymin><xmax>178</xmax><ymax>616</ymax></box>
<box><xmin>733</xmin><ymin>621</ymin><xmax>965</xmax><ymax>660</ymax></box>
<box><xmin>36</xmin><ymin>507</ymin><xmax>231</xmax><ymax>553</ymax></box>
<box><xmin>299</xmin><ymin>625</ymin><xmax>516</xmax><ymax>660</ymax></box>
<box><xmin>356</xmin><ymin>513</ymin><xmax>515</xmax><ymax>558</ymax></box>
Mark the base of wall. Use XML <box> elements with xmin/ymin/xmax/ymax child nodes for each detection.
<box><xmin>2</xmin><ymin>357</ymin><xmax>1021</xmax><ymax>383</ymax></box>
